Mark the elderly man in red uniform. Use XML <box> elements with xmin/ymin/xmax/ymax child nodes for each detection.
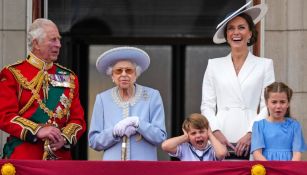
<box><xmin>0</xmin><ymin>18</ymin><xmax>86</xmax><ymax>160</ymax></box>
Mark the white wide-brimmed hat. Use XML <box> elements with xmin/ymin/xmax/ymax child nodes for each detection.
<box><xmin>213</xmin><ymin>1</ymin><xmax>268</xmax><ymax>44</ymax></box>
<box><xmin>96</xmin><ymin>46</ymin><xmax>150</xmax><ymax>75</ymax></box>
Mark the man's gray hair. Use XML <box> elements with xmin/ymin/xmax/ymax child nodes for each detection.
<box><xmin>27</xmin><ymin>18</ymin><xmax>55</xmax><ymax>51</ymax></box>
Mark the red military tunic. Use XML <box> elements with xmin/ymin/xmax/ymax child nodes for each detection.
<box><xmin>0</xmin><ymin>52</ymin><xmax>86</xmax><ymax>159</ymax></box>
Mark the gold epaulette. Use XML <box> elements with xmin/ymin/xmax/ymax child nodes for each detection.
<box><xmin>55</xmin><ymin>63</ymin><xmax>76</xmax><ymax>76</ymax></box>
<box><xmin>5</xmin><ymin>60</ymin><xmax>24</xmax><ymax>68</ymax></box>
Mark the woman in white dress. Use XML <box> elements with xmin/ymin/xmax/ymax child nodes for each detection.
<box><xmin>201</xmin><ymin>2</ymin><xmax>275</xmax><ymax>159</ymax></box>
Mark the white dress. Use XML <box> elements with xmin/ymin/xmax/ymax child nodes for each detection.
<box><xmin>201</xmin><ymin>52</ymin><xmax>275</xmax><ymax>143</ymax></box>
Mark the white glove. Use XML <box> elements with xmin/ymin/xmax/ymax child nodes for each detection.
<box><xmin>113</xmin><ymin>121</ymin><xmax>126</xmax><ymax>137</ymax></box>
<box><xmin>113</xmin><ymin>116</ymin><xmax>139</xmax><ymax>137</ymax></box>
<box><xmin>123</xmin><ymin>116</ymin><xmax>139</xmax><ymax>128</ymax></box>
<box><xmin>124</xmin><ymin>125</ymin><xmax>137</xmax><ymax>137</ymax></box>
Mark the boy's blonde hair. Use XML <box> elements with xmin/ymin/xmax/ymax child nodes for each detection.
<box><xmin>182</xmin><ymin>113</ymin><xmax>209</xmax><ymax>132</ymax></box>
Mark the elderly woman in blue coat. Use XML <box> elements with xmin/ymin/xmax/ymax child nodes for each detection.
<box><xmin>88</xmin><ymin>46</ymin><xmax>167</xmax><ymax>160</ymax></box>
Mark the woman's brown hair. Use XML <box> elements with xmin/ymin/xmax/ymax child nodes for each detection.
<box><xmin>223</xmin><ymin>13</ymin><xmax>258</xmax><ymax>46</ymax></box>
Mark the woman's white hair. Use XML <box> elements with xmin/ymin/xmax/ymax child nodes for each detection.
<box><xmin>27</xmin><ymin>18</ymin><xmax>55</xmax><ymax>51</ymax></box>
<box><xmin>106</xmin><ymin>61</ymin><xmax>142</xmax><ymax>78</ymax></box>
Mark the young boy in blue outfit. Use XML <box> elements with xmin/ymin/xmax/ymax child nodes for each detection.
<box><xmin>162</xmin><ymin>113</ymin><xmax>227</xmax><ymax>161</ymax></box>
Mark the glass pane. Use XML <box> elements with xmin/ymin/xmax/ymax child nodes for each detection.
<box><xmin>185</xmin><ymin>45</ymin><xmax>230</xmax><ymax>118</ymax></box>
<box><xmin>48</xmin><ymin>0</ymin><xmax>245</xmax><ymax>37</ymax></box>
<box><xmin>88</xmin><ymin>45</ymin><xmax>172</xmax><ymax>160</ymax></box>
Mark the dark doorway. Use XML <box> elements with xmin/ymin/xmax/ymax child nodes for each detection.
<box><xmin>48</xmin><ymin>0</ymin><xmax>243</xmax><ymax>160</ymax></box>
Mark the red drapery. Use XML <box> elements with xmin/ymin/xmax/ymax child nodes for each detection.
<box><xmin>1</xmin><ymin>160</ymin><xmax>306</xmax><ymax>175</ymax></box>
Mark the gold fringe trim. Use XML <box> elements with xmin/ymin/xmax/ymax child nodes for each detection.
<box><xmin>61</xmin><ymin>123</ymin><xmax>82</xmax><ymax>145</ymax></box>
<box><xmin>11</xmin><ymin>116</ymin><xmax>42</xmax><ymax>137</ymax></box>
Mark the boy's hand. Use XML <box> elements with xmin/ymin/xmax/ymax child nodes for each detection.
<box><xmin>208</xmin><ymin>127</ymin><xmax>213</xmax><ymax>135</ymax></box>
<box><xmin>182</xmin><ymin>128</ymin><xmax>189</xmax><ymax>142</ymax></box>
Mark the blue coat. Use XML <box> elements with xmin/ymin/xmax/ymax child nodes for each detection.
<box><xmin>88</xmin><ymin>84</ymin><xmax>167</xmax><ymax>160</ymax></box>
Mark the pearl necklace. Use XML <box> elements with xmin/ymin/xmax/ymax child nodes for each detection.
<box><xmin>112</xmin><ymin>84</ymin><xmax>143</xmax><ymax>108</ymax></box>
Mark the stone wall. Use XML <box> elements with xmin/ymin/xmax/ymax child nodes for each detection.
<box><xmin>265</xmin><ymin>0</ymin><xmax>307</xmax><ymax>159</ymax></box>
<box><xmin>0</xmin><ymin>0</ymin><xmax>27</xmax><ymax>155</ymax></box>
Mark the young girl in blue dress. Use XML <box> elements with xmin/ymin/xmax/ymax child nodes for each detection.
<box><xmin>251</xmin><ymin>82</ymin><xmax>306</xmax><ymax>161</ymax></box>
